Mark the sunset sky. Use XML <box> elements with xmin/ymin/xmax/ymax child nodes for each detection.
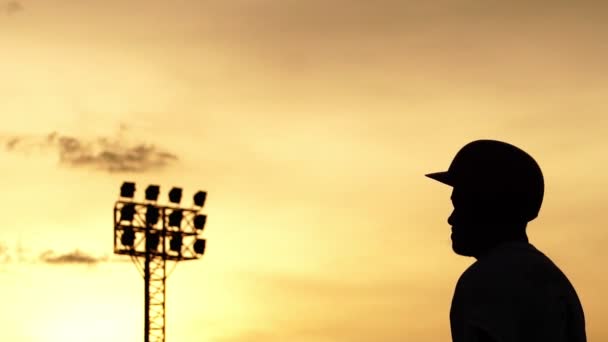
<box><xmin>1</xmin><ymin>0</ymin><xmax>607</xmax><ymax>341</ymax></box>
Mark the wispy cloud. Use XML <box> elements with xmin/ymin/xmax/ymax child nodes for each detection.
<box><xmin>0</xmin><ymin>241</ymin><xmax>131</xmax><ymax>266</ymax></box>
<box><xmin>39</xmin><ymin>249</ymin><xmax>108</xmax><ymax>265</ymax></box>
<box><xmin>2</xmin><ymin>1</ymin><xmax>22</xmax><ymax>15</ymax></box>
<box><xmin>2</xmin><ymin>128</ymin><xmax>179</xmax><ymax>173</ymax></box>
<box><xmin>0</xmin><ymin>243</ymin><xmax>11</xmax><ymax>264</ymax></box>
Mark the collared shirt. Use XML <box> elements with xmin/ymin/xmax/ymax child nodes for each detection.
<box><xmin>450</xmin><ymin>241</ymin><xmax>586</xmax><ymax>342</ymax></box>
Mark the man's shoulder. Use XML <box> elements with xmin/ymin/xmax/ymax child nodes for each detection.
<box><xmin>452</xmin><ymin>242</ymin><xmax>587</xmax><ymax>342</ymax></box>
<box><xmin>457</xmin><ymin>242</ymin><xmax>564</xmax><ymax>290</ymax></box>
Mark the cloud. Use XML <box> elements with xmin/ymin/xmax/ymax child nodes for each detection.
<box><xmin>5</xmin><ymin>137</ymin><xmax>20</xmax><ymax>150</ymax></box>
<box><xmin>53</xmin><ymin>134</ymin><xmax>178</xmax><ymax>173</ymax></box>
<box><xmin>2</xmin><ymin>129</ymin><xmax>179</xmax><ymax>173</ymax></box>
<box><xmin>193</xmin><ymin>1</ymin><xmax>608</xmax><ymax>52</ymax></box>
<box><xmin>0</xmin><ymin>240</ymin><xmax>138</xmax><ymax>266</ymax></box>
<box><xmin>39</xmin><ymin>249</ymin><xmax>108</xmax><ymax>265</ymax></box>
<box><xmin>0</xmin><ymin>242</ymin><xmax>11</xmax><ymax>264</ymax></box>
<box><xmin>2</xmin><ymin>1</ymin><xmax>22</xmax><ymax>15</ymax></box>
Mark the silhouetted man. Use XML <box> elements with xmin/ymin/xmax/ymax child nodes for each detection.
<box><xmin>426</xmin><ymin>140</ymin><xmax>586</xmax><ymax>342</ymax></box>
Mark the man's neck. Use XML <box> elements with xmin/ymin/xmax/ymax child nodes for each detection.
<box><xmin>473</xmin><ymin>231</ymin><xmax>529</xmax><ymax>260</ymax></box>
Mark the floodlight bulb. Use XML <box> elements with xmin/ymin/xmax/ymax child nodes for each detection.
<box><xmin>145</xmin><ymin>185</ymin><xmax>160</xmax><ymax>201</ymax></box>
<box><xmin>168</xmin><ymin>210</ymin><xmax>183</xmax><ymax>228</ymax></box>
<box><xmin>193</xmin><ymin>214</ymin><xmax>207</xmax><ymax>230</ymax></box>
<box><xmin>120</xmin><ymin>203</ymin><xmax>136</xmax><ymax>222</ymax></box>
<box><xmin>146</xmin><ymin>232</ymin><xmax>160</xmax><ymax>251</ymax></box>
<box><xmin>121</xmin><ymin>228</ymin><xmax>135</xmax><ymax>247</ymax></box>
<box><xmin>193</xmin><ymin>191</ymin><xmax>207</xmax><ymax>207</ymax></box>
<box><xmin>170</xmin><ymin>235</ymin><xmax>183</xmax><ymax>253</ymax></box>
<box><xmin>168</xmin><ymin>187</ymin><xmax>183</xmax><ymax>204</ymax></box>
<box><xmin>194</xmin><ymin>239</ymin><xmax>206</xmax><ymax>254</ymax></box>
<box><xmin>120</xmin><ymin>182</ymin><xmax>136</xmax><ymax>198</ymax></box>
<box><xmin>145</xmin><ymin>206</ymin><xmax>160</xmax><ymax>225</ymax></box>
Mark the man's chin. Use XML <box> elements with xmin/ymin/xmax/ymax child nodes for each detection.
<box><xmin>452</xmin><ymin>241</ymin><xmax>475</xmax><ymax>257</ymax></box>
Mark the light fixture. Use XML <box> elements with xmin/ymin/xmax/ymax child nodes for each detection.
<box><xmin>120</xmin><ymin>182</ymin><xmax>136</xmax><ymax>198</ymax></box>
<box><xmin>121</xmin><ymin>228</ymin><xmax>135</xmax><ymax>247</ymax></box>
<box><xmin>145</xmin><ymin>205</ymin><xmax>159</xmax><ymax>225</ymax></box>
<box><xmin>113</xmin><ymin>183</ymin><xmax>211</xmax><ymax>342</ymax></box>
<box><xmin>120</xmin><ymin>203</ymin><xmax>136</xmax><ymax>222</ymax></box>
<box><xmin>193</xmin><ymin>214</ymin><xmax>206</xmax><ymax>230</ymax></box>
<box><xmin>169</xmin><ymin>235</ymin><xmax>182</xmax><ymax>253</ymax></box>
<box><xmin>146</xmin><ymin>231</ymin><xmax>160</xmax><ymax>250</ymax></box>
<box><xmin>145</xmin><ymin>185</ymin><xmax>160</xmax><ymax>202</ymax></box>
<box><xmin>193</xmin><ymin>239</ymin><xmax>206</xmax><ymax>254</ymax></box>
<box><xmin>168</xmin><ymin>210</ymin><xmax>183</xmax><ymax>228</ymax></box>
<box><xmin>193</xmin><ymin>191</ymin><xmax>207</xmax><ymax>207</ymax></box>
<box><xmin>168</xmin><ymin>187</ymin><xmax>182</xmax><ymax>204</ymax></box>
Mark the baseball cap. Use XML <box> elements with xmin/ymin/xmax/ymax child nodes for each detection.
<box><xmin>426</xmin><ymin>139</ymin><xmax>544</xmax><ymax>221</ymax></box>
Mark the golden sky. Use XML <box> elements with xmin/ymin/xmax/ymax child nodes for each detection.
<box><xmin>1</xmin><ymin>1</ymin><xmax>607</xmax><ymax>341</ymax></box>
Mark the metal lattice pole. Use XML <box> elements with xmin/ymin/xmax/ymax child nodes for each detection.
<box><xmin>145</xmin><ymin>209</ymin><xmax>168</xmax><ymax>342</ymax></box>
<box><xmin>145</xmin><ymin>247</ymin><xmax>167</xmax><ymax>342</ymax></box>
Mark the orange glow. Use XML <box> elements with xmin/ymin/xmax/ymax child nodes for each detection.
<box><xmin>0</xmin><ymin>1</ymin><xmax>606</xmax><ymax>341</ymax></box>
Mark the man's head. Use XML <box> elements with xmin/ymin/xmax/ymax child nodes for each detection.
<box><xmin>426</xmin><ymin>140</ymin><xmax>544</xmax><ymax>257</ymax></box>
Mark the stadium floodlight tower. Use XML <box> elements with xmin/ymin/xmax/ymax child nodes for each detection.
<box><xmin>113</xmin><ymin>182</ymin><xmax>208</xmax><ymax>342</ymax></box>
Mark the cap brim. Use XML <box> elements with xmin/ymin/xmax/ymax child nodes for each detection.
<box><xmin>425</xmin><ymin>171</ymin><xmax>454</xmax><ymax>186</ymax></box>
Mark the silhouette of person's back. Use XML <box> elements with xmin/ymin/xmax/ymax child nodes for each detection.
<box><xmin>426</xmin><ymin>140</ymin><xmax>586</xmax><ymax>342</ymax></box>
